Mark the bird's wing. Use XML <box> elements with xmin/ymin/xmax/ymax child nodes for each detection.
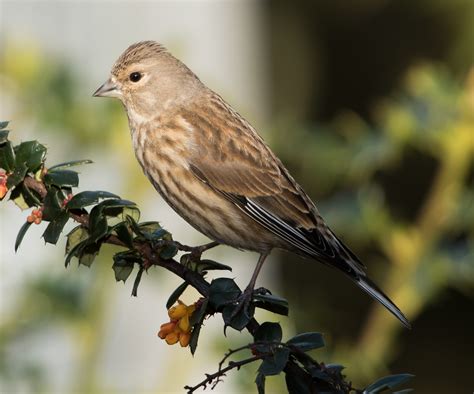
<box><xmin>184</xmin><ymin>98</ymin><xmax>362</xmax><ymax>265</ymax></box>
<box><xmin>184</xmin><ymin>99</ymin><xmax>410</xmax><ymax>328</ymax></box>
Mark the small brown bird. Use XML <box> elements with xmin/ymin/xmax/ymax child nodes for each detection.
<box><xmin>94</xmin><ymin>41</ymin><xmax>410</xmax><ymax>328</ymax></box>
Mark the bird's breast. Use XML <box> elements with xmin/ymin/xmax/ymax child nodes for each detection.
<box><xmin>129</xmin><ymin>123</ymin><xmax>277</xmax><ymax>253</ymax></box>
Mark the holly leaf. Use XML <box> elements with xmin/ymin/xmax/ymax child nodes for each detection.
<box><xmin>0</xmin><ymin>129</ymin><xmax>9</xmax><ymax>144</ymax></box>
<box><xmin>14</xmin><ymin>141</ymin><xmax>46</xmax><ymax>171</ymax></box>
<box><xmin>253</xmin><ymin>293</ymin><xmax>289</xmax><ymax>316</ymax></box>
<box><xmin>258</xmin><ymin>347</ymin><xmax>290</xmax><ymax>376</ymax></box>
<box><xmin>131</xmin><ymin>267</ymin><xmax>144</xmax><ymax>297</ymax></box>
<box><xmin>6</xmin><ymin>162</ymin><xmax>27</xmax><ymax>188</ymax></box>
<box><xmin>112</xmin><ymin>259</ymin><xmax>135</xmax><ymax>282</ymax></box>
<box><xmin>255</xmin><ymin>372</ymin><xmax>266</xmax><ymax>394</ymax></box>
<box><xmin>42</xmin><ymin>188</ymin><xmax>63</xmax><ymax>221</ymax></box>
<box><xmin>255</xmin><ymin>322</ymin><xmax>283</xmax><ymax>343</ymax></box>
<box><xmin>66</xmin><ymin>226</ymin><xmax>89</xmax><ymax>254</ymax></box>
<box><xmin>166</xmin><ymin>281</ymin><xmax>189</xmax><ymax>309</ymax></box>
<box><xmin>67</xmin><ymin>190</ymin><xmax>120</xmax><ymax>209</ymax></box>
<box><xmin>189</xmin><ymin>298</ymin><xmax>209</xmax><ymax>355</ymax></box>
<box><xmin>287</xmin><ymin>332</ymin><xmax>325</xmax><ymax>352</ymax></box>
<box><xmin>0</xmin><ymin>141</ymin><xmax>15</xmax><ymax>171</ymax></box>
<box><xmin>43</xmin><ymin>210</ymin><xmax>70</xmax><ymax>244</ymax></box>
<box><xmin>49</xmin><ymin>159</ymin><xmax>93</xmax><ymax>171</ymax></box>
<box><xmin>44</xmin><ymin>170</ymin><xmax>79</xmax><ymax>188</ymax></box>
<box><xmin>209</xmin><ymin>278</ymin><xmax>241</xmax><ymax>309</ymax></box>
<box><xmin>15</xmin><ymin>221</ymin><xmax>32</xmax><ymax>252</ymax></box>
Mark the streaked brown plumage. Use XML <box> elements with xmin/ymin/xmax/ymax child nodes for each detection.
<box><xmin>94</xmin><ymin>41</ymin><xmax>410</xmax><ymax>328</ymax></box>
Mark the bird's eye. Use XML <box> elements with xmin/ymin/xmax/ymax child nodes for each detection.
<box><xmin>129</xmin><ymin>72</ymin><xmax>142</xmax><ymax>82</ymax></box>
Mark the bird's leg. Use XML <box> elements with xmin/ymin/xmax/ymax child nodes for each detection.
<box><xmin>230</xmin><ymin>253</ymin><xmax>269</xmax><ymax>319</ymax></box>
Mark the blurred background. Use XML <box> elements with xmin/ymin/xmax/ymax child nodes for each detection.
<box><xmin>0</xmin><ymin>1</ymin><xmax>473</xmax><ymax>393</ymax></box>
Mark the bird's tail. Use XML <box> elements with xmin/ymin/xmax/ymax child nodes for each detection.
<box><xmin>354</xmin><ymin>275</ymin><xmax>411</xmax><ymax>329</ymax></box>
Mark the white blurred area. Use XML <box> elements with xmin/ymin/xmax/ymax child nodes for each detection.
<box><xmin>0</xmin><ymin>1</ymin><xmax>286</xmax><ymax>393</ymax></box>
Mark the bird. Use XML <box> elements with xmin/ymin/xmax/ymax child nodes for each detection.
<box><xmin>93</xmin><ymin>41</ymin><xmax>410</xmax><ymax>328</ymax></box>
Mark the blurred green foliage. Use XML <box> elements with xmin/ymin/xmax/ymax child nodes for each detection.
<box><xmin>273</xmin><ymin>65</ymin><xmax>474</xmax><ymax>389</ymax></box>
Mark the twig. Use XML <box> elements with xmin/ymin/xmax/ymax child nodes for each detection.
<box><xmin>184</xmin><ymin>354</ymin><xmax>265</xmax><ymax>393</ymax></box>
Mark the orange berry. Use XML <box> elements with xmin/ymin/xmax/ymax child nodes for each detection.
<box><xmin>168</xmin><ymin>303</ymin><xmax>187</xmax><ymax>320</ymax></box>
<box><xmin>27</xmin><ymin>215</ymin><xmax>34</xmax><ymax>223</ymax></box>
<box><xmin>178</xmin><ymin>314</ymin><xmax>190</xmax><ymax>333</ymax></box>
<box><xmin>159</xmin><ymin>321</ymin><xmax>176</xmax><ymax>334</ymax></box>
<box><xmin>179</xmin><ymin>332</ymin><xmax>191</xmax><ymax>347</ymax></box>
<box><xmin>0</xmin><ymin>184</ymin><xmax>7</xmax><ymax>199</ymax></box>
<box><xmin>165</xmin><ymin>332</ymin><xmax>179</xmax><ymax>345</ymax></box>
<box><xmin>34</xmin><ymin>217</ymin><xmax>42</xmax><ymax>225</ymax></box>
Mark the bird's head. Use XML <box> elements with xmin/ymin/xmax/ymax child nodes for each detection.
<box><xmin>93</xmin><ymin>41</ymin><xmax>202</xmax><ymax>120</ymax></box>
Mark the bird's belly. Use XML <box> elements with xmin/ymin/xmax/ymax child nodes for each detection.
<box><xmin>144</xmin><ymin>164</ymin><xmax>276</xmax><ymax>253</ymax></box>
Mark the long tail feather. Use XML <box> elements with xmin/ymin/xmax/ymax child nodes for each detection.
<box><xmin>355</xmin><ymin>275</ymin><xmax>411</xmax><ymax>329</ymax></box>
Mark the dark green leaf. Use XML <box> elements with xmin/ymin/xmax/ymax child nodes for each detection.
<box><xmin>113</xmin><ymin>222</ymin><xmax>134</xmax><ymax>248</ymax></box>
<box><xmin>255</xmin><ymin>372</ymin><xmax>266</xmax><ymax>394</ymax></box>
<box><xmin>99</xmin><ymin>198</ymin><xmax>136</xmax><ymax>209</ymax></box>
<box><xmin>67</xmin><ymin>190</ymin><xmax>119</xmax><ymax>209</ymax></box>
<box><xmin>112</xmin><ymin>259</ymin><xmax>135</xmax><ymax>282</ymax></box>
<box><xmin>222</xmin><ymin>303</ymin><xmax>254</xmax><ymax>331</ymax></box>
<box><xmin>15</xmin><ymin>221</ymin><xmax>32</xmax><ymax>251</ymax></box>
<box><xmin>44</xmin><ymin>170</ymin><xmax>79</xmax><ymax>188</ymax></box>
<box><xmin>20</xmin><ymin>183</ymin><xmax>42</xmax><ymax>207</ymax></box>
<box><xmin>0</xmin><ymin>141</ymin><xmax>15</xmax><ymax>171</ymax></box>
<box><xmin>209</xmin><ymin>278</ymin><xmax>241</xmax><ymax>309</ymax></box>
<box><xmin>255</xmin><ymin>322</ymin><xmax>283</xmax><ymax>343</ymax></box>
<box><xmin>0</xmin><ymin>130</ymin><xmax>9</xmax><ymax>144</ymax></box>
<box><xmin>64</xmin><ymin>239</ymin><xmax>87</xmax><ymax>267</ymax></box>
<box><xmin>127</xmin><ymin>214</ymin><xmax>143</xmax><ymax>236</ymax></box>
<box><xmin>364</xmin><ymin>374</ymin><xmax>414</xmax><ymax>394</ymax></box>
<box><xmin>259</xmin><ymin>347</ymin><xmax>290</xmax><ymax>376</ymax></box>
<box><xmin>88</xmin><ymin>204</ymin><xmax>109</xmax><ymax>243</ymax></box>
<box><xmin>0</xmin><ymin>121</ymin><xmax>9</xmax><ymax>129</ymax></box>
<box><xmin>285</xmin><ymin>368</ymin><xmax>312</xmax><ymax>394</ymax></box>
<box><xmin>189</xmin><ymin>298</ymin><xmax>208</xmax><ymax>355</ymax></box>
<box><xmin>196</xmin><ymin>259</ymin><xmax>232</xmax><ymax>273</ymax></box>
<box><xmin>6</xmin><ymin>162</ymin><xmax>27</xmax><ymax>188</ymax></box>
<box><xmin>49</xmin><ymin>159</ymin><xmax>93</xmax><ymax>171</ymax></box>
<box><xmin>254</xmin><ymin>293</ymin><xmax>289</xmax><ymax>316</ymax></box>
<box><xmin>131</xmin><ymin>267</ymin><xmax>144</xmax><ymax>297</ymax></box>
<box><xmin>166</xmin><ymin>281</ymin><xmax>189</xmax><ymax>309</ymax></box>
<box><xmin>79</xmin><ymin>243</ymin><xmax>101</xmax><ymax>267</ymax></box>
<box><xmin>43</xmin><ymin>210</ymin><xmax>69</xmax><ymax>244</ymax></box>
<box><xmin>138</xmin><ymin>221</ymin><xmax>162</xmax><ymax>234</ymax></box>
<box><xmin>14</xmin><ymin>141</ymin><xmax>46</xmax><ymax>171</ymax></box>
<box><xmin>189</xmin><ymin>298</ymin><xmax>208</xmax><ymax>327</ymax></box>
<box><xmin>287</xmin><ymin>332</ymin><xmax>325</xmax><ymax>352</ymax></box>
<box><xmin>159</xmin><ymin>243</ymin><xmax>178</xmax><ymax>259</ymax></box>
<box><xmin>42</xmin><ymin>188</ymin><xmax>63</xmax><ymax>221</ymax></box>
<box><xmin>66</xmin><ymin>226</ymin><xmax>89</xmax><ymax>254</ymax></box>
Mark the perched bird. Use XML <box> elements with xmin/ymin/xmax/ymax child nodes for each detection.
<box><xmin>94</xmin><ymin>41</ymin><xmax>410</xmax><ymax>328</ymax></box>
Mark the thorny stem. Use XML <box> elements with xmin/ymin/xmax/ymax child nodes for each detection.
<box><xmin>184</xmin><ymin>354</ymin><xmax>266</xmax><ymax>394</ymax></box>
<box><xmin>21</xmin><ymin>175</ymin><xmax>350</xmax><ymax>393</ymax></box>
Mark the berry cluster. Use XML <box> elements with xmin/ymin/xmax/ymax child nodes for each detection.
<box><xmin>158</xmin><ymin>300</ymin><xmax>196</xmax><ymax>347</ymax></box>
<box><xmin>27</xmin><ymin>207</ymin><xmax>43</xmax><ymax>225</ymax></box>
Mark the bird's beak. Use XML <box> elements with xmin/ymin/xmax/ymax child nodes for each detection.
<box><xmin>93</xmin><ymin>78</ymin><xmax>121</xmax><ymax>98</ymax></box>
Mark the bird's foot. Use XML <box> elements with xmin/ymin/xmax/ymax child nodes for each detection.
<box><xmin>224</xmin><ymin>285</ymin><xmax>256</xmax><ymax>328</ymax></box>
